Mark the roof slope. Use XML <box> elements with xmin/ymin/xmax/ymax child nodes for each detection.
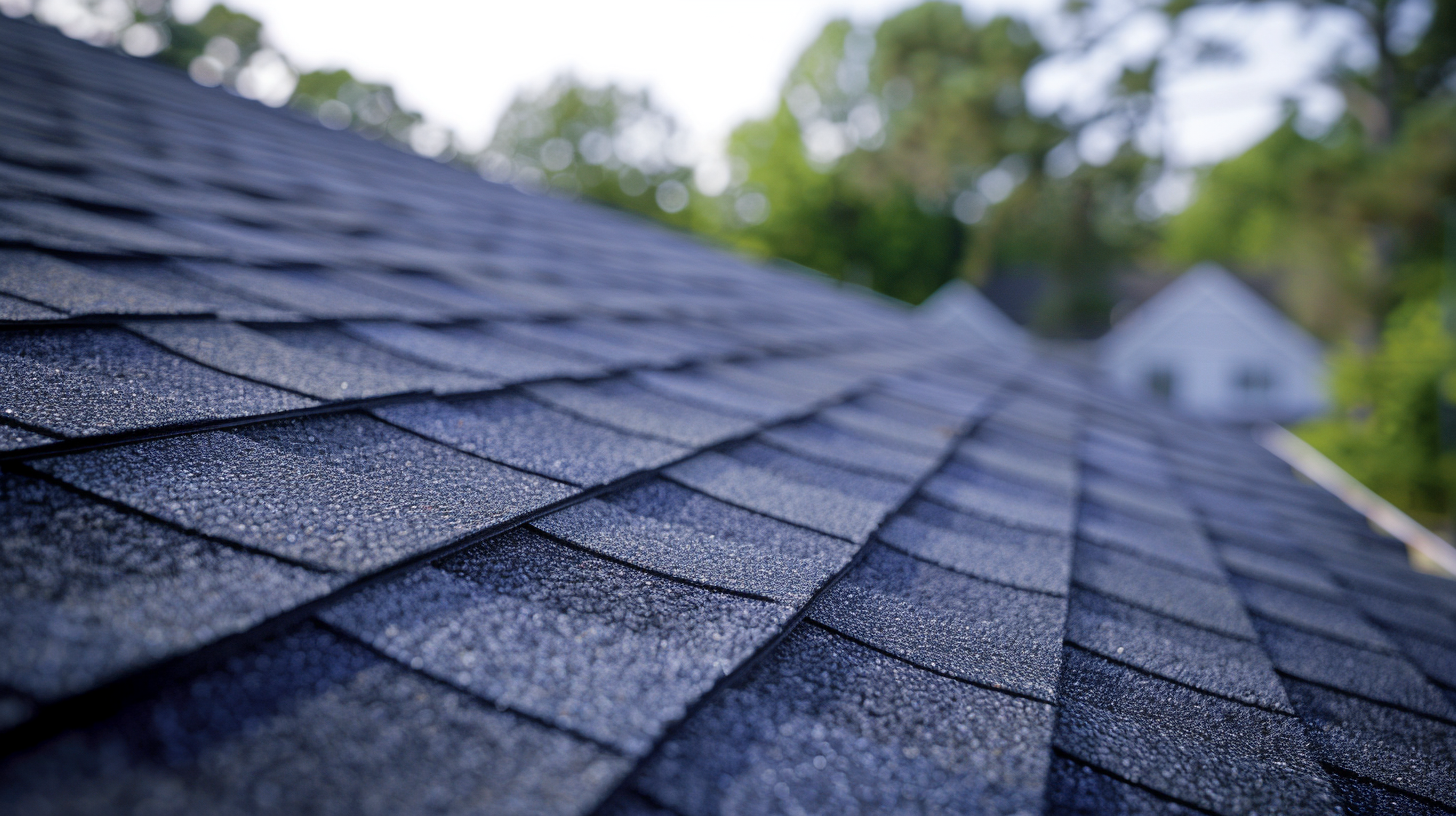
<box><xmin>0</xmin><ymin>17</ymin><xmax>1453</xmax><ymax>816</ymax></box>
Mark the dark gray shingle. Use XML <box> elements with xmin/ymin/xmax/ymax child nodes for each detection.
<box><xmin>373</xmin><ymin>394</ymin><xmax>688</xmax><ymax>486</ymax></box>
<box><xmin>0</xmin><ymin>622</ymin><xmax>629</xmax><ymax>816</ymax></box>
<box><xmin>809</xmin><ymin>545</ymin><xmax>1067</xmax><ymax>699</ymax></box>
<box><xmin>320</xmin><ymin>529</ymin><xmax>789</xmax><ymax>755</ymax></box>
<box><xmin>33</xmin><ymin>413</ymin><xmax>575</xmax><ymax>573</ymax></box>
<box><xmin>634</xmin><ymin>624</ymin><xmax>1055</xmax><ymax>816</ymax></box>
<box><xmin>0</xmin><ymin>327</ymin><xmax>315</xmax><ymax>437</ymax></box>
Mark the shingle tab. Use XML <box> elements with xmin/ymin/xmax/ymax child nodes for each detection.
<box><xmin>33</xmin><ymin>413</ymin><xmax>575</xmax><ymax>573</ymax></box>
<box><xmin>1286</xmin><ymin>678</ymin><xmax>1456</xmax><ymax>809</ymax></box>
<box><xmin>0</xmin><ymin>472</ymin><xmax>337</xmax><ymax>702</ymax></box>
<box><xmin>1078</xmin><ymin>501</ymin><xmax>1223</xmax><ymax>578</ymax></box>
<box><xmin>759</xmin><ymin>418</ymin><xmax>940</xmax><ymax>480</ymax></box>
<box><xmin>1254</xmin><ymin>616</ymin><xmax>1454</xmax><ymax>718</ymax></box>
<box><xmin>0</xmin><ymin>622</ymin><xmax>629</xmax><ymax>816</ymax></box>
<box><xmin>320</xmin><ymin>530</ymin><xmax>789</xmax><ymax>755</ymax></box>
<box><xmin>808</xmin><ymin>545</ymin><xmax>1066</xmax><ymax>699</ymax></box>
<box><xmin>131</xmin><ymin>321</ymin><xmax>494</xmax><ymax>400</ymax></box>
<box><xmin>1054</xmin><ymin>648</ymin><xmax>1339</xmax><ymax>816</ymax></box>
<box><xmin>1073</xmin><ymin>543</ymin><xmax>1257</xmax><ymax>639</ymax></box>
<box><xmin>1045</xmin><ymin>755</ymin><xmax>1203</xmax><ymax>816</ymax></box>
<box><xmin>344</xmin><ymin>322</ymin><xmax>608</xmax><ymax>382</ymax></box>
<box><xmin>0</xmin><ymin>327</ymin><xmax>316</xmax><ymax>437</ymax></box>
<box><xmin>634</xmin><ymin>624</ymin><xmax>1055</xmax><ymax>816</ymax></box>
<box><xmin>526</xmin><ymin>378</ymin><xmax>757</xmax><ymax>446</ymax></box>
<box><xmin>921</xmin><ymin>470</ymin><xmax>1076</xmax><ymax>535</ymax></box>
<box><xmin>666</xmin><ymin>451</ymin><xmax>890</xmax><ymax>542</ymax></box>
<box><xmin>0</xmin><ymin>292</ymin><xmax>64</xmax><ymax>321</ymax></box>
<box><xmin>373</xmin><ymin>394</ymin><xmax>687</xmax><ymax>486</ymax></box>
<box><xmin>1231</xmin><ymin>576</ymin><xmax>1394</xmax><ymax>652</ymax></box>
<box><xmin>182</xmin><ymin>263</ymin><xmax>444</xmax><ymax>320</ymax></box>
<box><xmin>881</xmin><ymin>509</ymin><xmax>1072</xmax><ymax>594</ymax></box>
<box><xmin>533</xmin><ymin>481</ymin><xmax>854</xmax><ymax>604</ymax></box>
<box><xmin>631</xmin><ymin>367</ymin><xmax>805</xmax><ymax>422</ymax></box>
<box><xmin>1065</xmin><ymin>589</ymin><xmax>1291</xmax><ymax>711</ymax></box>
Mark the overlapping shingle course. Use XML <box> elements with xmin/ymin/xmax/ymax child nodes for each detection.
<box><xmin>0</xmin><ymin>16</ymin><xmax>1453</xmax><ymax>815</ymax></box>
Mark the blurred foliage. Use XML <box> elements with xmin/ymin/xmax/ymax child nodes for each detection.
<box><xmin>476</xmin><ymin>78</ymin><xmax>698</xmax><ymax>228</ymax></box>
<box><xmin>1298</xmin><ymin>297</ymin><xmax>1456</xmax><ymax>528</ymax></box>
<box><xmin>153</xmin><ymin>2</ymin><xmax>261</xmax><ymax>70</ymax></box>
<box><xmin>708</xmin><ymin>3</ymin><xmax>1151</xmax><ymax>332</ymax></box>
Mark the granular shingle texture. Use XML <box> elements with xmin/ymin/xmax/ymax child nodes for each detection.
<box><xmin>0</xmin><ymin>472</ymin><xmax>338</xmax><ymax>701</ymax></box>
<box><xmin>808</xmin><ymin>545</ymin><xmax>1066</xmax><ymax>699</ymax></box>
<box><xmin>0</xmin><ymin>327</ymin><xmax>316</xmax><ymax>436</ymax></box>
<box><xmin>31</xmin><ymin>413</ymin><xmax>576</xmax><ymax>573</ymax></box>
<box><xmin>373</xmin><ymin>394</ymin><xmax>688</xmax><ymax>486</ymax></box>
<box><xmin>631</xmin><ymin>624</ymin><xmax>1056</xmax><ymax>816</ymax></box>
<box><xmin>0</xmin><ymin>623</ymin><xmax>630</xmax><ymax>816</ymax></box>
<box><xmin>3</xmin><ymin>17</ymin><xmax>1454</xmax><ymax>816</ymax></box>
<box><xmin>321</xmin><ymin>529</ymin><xmax>789</xmax><ymax>755</ymax></box>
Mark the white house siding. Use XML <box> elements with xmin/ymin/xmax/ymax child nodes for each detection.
<box><xmin>1099</xmin><ymin>264</ymin><xmax>1326</xmax><ymax>423</ymax></box>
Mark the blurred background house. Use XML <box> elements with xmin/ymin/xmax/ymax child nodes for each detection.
<box><xmin>1099</xmin><ymin>263</ymin><xmax>1327</xmax><ymax>424</ymax></box>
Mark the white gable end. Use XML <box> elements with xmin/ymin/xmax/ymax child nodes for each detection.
<box><xmin>1099</xmin><ymin>264</ymin><xmax>1326</xmax><ymax>422</ymax></box>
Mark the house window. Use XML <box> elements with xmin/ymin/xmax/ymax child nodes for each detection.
<box><xmin>1146</xmin><ymin>366</ymin><xmax>1175</xmax><ymax>402</ymax></box>
<box><xmin>1234</xmin><ymin>365</ymin><xmax>1275</xmax><ymax>401</ymax></box>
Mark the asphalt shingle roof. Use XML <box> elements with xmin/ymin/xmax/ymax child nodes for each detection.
<box><xmin>1</xmin><ymin>16</ymin><xmax>1453</xmax><ymax>815</ymax></box>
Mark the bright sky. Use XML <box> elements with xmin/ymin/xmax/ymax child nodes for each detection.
<box><xmin>173</xmin><ymin>0</ymin><xmax>1359</xmax><ymax>169</ymax></box>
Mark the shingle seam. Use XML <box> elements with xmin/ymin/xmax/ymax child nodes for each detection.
<box><xmin>1317</xmin><ymin>761</ymin><xmax>1456</xmax><ymax>813</ymax></box>
<box><xmin>875</xmin><ymin>537</ymin><xmax>1068</xmax><ymax>598</ymax></box>
<box><xmin>914</xmin><ymin>490</ymin><xmax>1072</xmax><ymax>538</ymax></box>
<box><xmin>620</xmin><ymin>786</ymin><xmax>695</xmax><ymax>816</ymax></box>
<box><xmin>1271</xmin><ymin>668</ymin><xmax>1456</xmax><ymax>728</ymax></box>
<box><xmin>1047</xmin><ymin>747</ymin><xmax>1228</xmax><ymax>816</ymax></box>
<box><xmin>119</xmin><ymin>321</ymin><xmax>430</xmax><ymax>401</ymax></box>
<box><xmin>525</xmin><ymin>522</ymin><xmax>784</xmax><ymax>605</ymax></box>
<box><xmin>1243</xmin><ymin>610</ymin><xmax>1405</xmax><ymax>656</ymax></box>
<box><xmin>309</xmin><ymin>616</ymin><xmax>631</xmax><ymax>757</ymax></box>
<box><xmin>803</xmin><ymin>618</ymin><xmax>1058</xmax><ymax>705</ymax></box>
<box><xmin>4</xmin><ymin>461</ymin><xmax>338</xmax><ymax>574</ymax></box>
<box><xmin>1066</xmin><ymin>580</ymin><xmax>1260</xmax><ymax>643</ymax></box>
<box><xmin>1062</xmin><ymin>642</ymin><xmax>1297</xmax><ymax>718</ymax></box>
<box><xmin>1075</xmin><ymin>535</ymin><xmax>1232</xmax><ymax>584</ymax></box>
<box><xmin>1148</xmin><ymin>424</ymin><xmax>1355</xmax><ymax>813</ymax></box>
<box><xmin>582</xmin><ymin>376</ymin><xmax>1017</xmax><ymax>816</ymax></box>
<box><xmin>0</xmin><ymin>363</ymin><xmax>926</xmax><ymax>754</ymax></box>
<box><xmin>0</xmin><ymin>392</ymin><xmax>419</xmax><ymax>463</ymax></box>
<box><xmin>0</xmin><ymin>465</ymin><xmax>657</xmax><ymax>758</ymax></box>
<box><xmin>751</xmin><ymin>433</ymin><xmax>920</xmax><ymax>483</ymax></box>
<box><xmin>655</xmin><ymin>471</ymin><xmax>861</xmax><ymax>544</ymax></box>
<box><xmin>0</xmin><ymin>313</ymin><xmax>232</xmax><ymax>330</ymax></box>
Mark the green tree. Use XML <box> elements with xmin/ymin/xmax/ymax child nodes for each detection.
<box><xmin>1298</xmin><ymin>296</ymin><xmax>1456</xmax><ymax>529</ymax></box>
<box><xmin>714</xmin><ymin>2</ymin><xmax>1150</xmax><ymax>332</ymax></box>
<box><xmin>477</xmin><ymin>77</ymin><xmax>698</xmax><ymax>228</ymax></box>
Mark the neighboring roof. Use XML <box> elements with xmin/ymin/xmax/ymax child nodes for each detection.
<box><xmin>1100</xmin><ymin>262</ymin><xmax>1324</xmax><ymax>366</ymax></box>
<box><xmin>0</xmin><ymin>17</ymin><xmax>1454</xmax><ymax>816</ymax></box>
<box><xmin>917</xmin><ymin>278</ymin><xmax>1031</xmax><ymax>351</ymax></box>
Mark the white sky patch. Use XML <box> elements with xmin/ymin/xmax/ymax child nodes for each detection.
<box><xmin>174</xmin><ymin>0</ymin><xmax>1364</xmax><ymax>170</ymax></box>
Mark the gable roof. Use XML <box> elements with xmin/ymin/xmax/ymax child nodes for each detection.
<box><xmin>1101</xmin><ymin>262</ymin><xmax>1324</xmax><ymax>365</ymax></box>
<box><xmin>1</xmin><ymin>17</ymin><xmax>1454</xmax><ymax>816</ymax></box>
<box><xmin>917</xmin><ymin>279</ymin><xmax>1031</xmax><ymax>351</ymax></box>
